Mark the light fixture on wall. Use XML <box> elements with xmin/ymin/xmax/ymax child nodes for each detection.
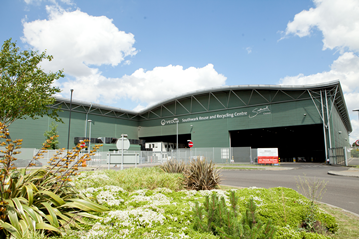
<box><xmin>338</xmin><ymin>131</ymin><xmax>342</xmax><ymax>134</ymax></box>
<box><xmin>304</xmin><ymin>113</ymin><xmax>307</xmax><ymax>116</ymax></box>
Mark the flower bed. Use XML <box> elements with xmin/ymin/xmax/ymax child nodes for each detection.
<box><xmin>51</xmin><ymin>168</ymin><xmax>338</xmax><ymax>239</ymax></box>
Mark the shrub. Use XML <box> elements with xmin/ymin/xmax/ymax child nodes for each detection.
<box><xmin>0</xmin><ymin>122</ymin><xmax>108</xmax><ymax>238</ymax></box>
<box><xmin>296</xmin><ymin>175</ymin><xmax>334</xmax><ymax>234</ymax></box>
<box><xmin>183</xmin><ymin>158</ymin><xmax>221</xmax><ymax>190</ymax></box>
<box><xmin>193</xmin><ymin>191</ymin><xmax>276</xmax><ymax>238</ymax></box>
<box><xmin>160</xmin><ymin>159</ymin><xmax>186</xmax><ymax>174</ymax></box>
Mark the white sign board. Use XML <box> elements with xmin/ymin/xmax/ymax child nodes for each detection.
<box><xmin>116</xmin><ymin>138</ymin><xmax>130</xmax><ymax>150</ymax></box>
<box><xmin>257</xmin><ymin>148</ymin><xmax>278</xmax><ymax>164</ymax></box>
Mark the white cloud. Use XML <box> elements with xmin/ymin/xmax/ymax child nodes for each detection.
<box><xmin>246</xmin><ymin>47</ymin><xmax>252</xmax><ymax>54</ymax></box>
<box><xmin>24</xmin><ymin>0</ymin><xmax>42</xmax><ymax>4</ymax></box>
<box><xmin>22</xmin><ymin>6</ymin><xmax>137</xmax><ymax>77</ymax></box>
<box><xmin>282</xmin><ymin>0</ymin><xmax>359</xmax><ymax>143</ymax></box>
<box><xmin>133</xmin><ymin>104</ymin><xmax>146</xmax><ymax>112</ymax></box>
<box><xmin>21</xmin><ymin>5</ymin><xmax>226</xmax><ymax>113</ymax></box>
<box><xmin>285</xmin><ymin>0</ymin><xmax>359</xmax><ymax>52</ymax></box>
<box><xmin>279</xmin><ymin>52</ymin><xmax>359</xmax><ymax>110</ymax></box>
<box><xmin>24</xmin><ymin>0</ymin><xmax>73</xmax><ymax>5</ymax></box>
<box><xmin>60</xmin><ymin>64</ymin><xmax>227</xmax><ymax>109</ymax></box>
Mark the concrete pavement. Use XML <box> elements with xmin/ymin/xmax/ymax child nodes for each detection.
<box><xmin>328</xmin><ymin>167</ymin><xmax>359</xmax><ymax>178</ymax></box>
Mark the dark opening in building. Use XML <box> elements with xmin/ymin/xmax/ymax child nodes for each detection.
<box><xmin>229</xmin><ymin>124</ymin><xmax>325</xmax><ymax>162</ymax></box>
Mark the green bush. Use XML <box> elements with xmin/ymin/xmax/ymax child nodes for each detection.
<box><xmin>183</xmin><ymin>158</ymin><xmax>221</xmax><ymax>190</ymax></box>
<box><xmin>75</xmin><ymin>167</ymin><xmax>185</xmax><ymax>192</ymax></box>
<box><xmin>193</xmin><ymin>191</ymin><xmax>276</xmax><ymax>238</ymax></box>
<box><xmin>0</xmin><ymin>123</ymin><xmax>108</xmax><ymax>238</ymax></box>
<box><xmin>316</xmin><ymin>211</ymin><xmax>338</xmax><ymax>233</ymax></box>
<box><xmin>160</xmin><ymin>159</ymin><xmax>186</xmax><ymax>174</ymax></box>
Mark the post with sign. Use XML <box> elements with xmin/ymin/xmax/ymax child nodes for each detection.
<box><xmin>188</xmin><ymin>140</ymin><xmax>193</xmax><ymax>162</ymax></box>
<box><xmin>257</xmin><ymin>148</ymin><xmax>278</xmax><ymax>165</ymax></box>
<box><xmin>114</xmin><ymin>134</ymin><xmax>130</xmax><ymax>170</ymax></box>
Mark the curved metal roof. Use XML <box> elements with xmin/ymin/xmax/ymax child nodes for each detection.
<box><xmin>53</xmin><ymin>80</ymin><xmax>352</xmax><ymax>132</ymax></box>
<box><xmin>139</xmin><ymin>80</ymin><xmax>343</xmax><ymax>114</ymax></box>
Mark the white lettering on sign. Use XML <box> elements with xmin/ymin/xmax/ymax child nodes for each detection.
<box><xmin>159</xmin><ymin>105</ymin><xmax>270</xmax><ymax>125</ymax></box>
<box><xmin>249</xmin><ymin>106</ymin><xmax>271</xmax><ymax>118</ymax></box>
<box><xmin>161</xmin><ymin>119</ymin><xmax>179</xmax><ymax>126</ymax></box>
<box><xmin>179</xmin><ymin>111</ymin><xmax>247</xmax><ymax>124</ymax></box>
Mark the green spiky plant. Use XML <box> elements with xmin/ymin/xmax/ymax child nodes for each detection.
<box><xmin>159</xmin><ymin>159</ymin><xmax>186</xmax><ymax>174</ymax></box>
<box><xmin>184</xmin><ymin>158</ymin><xmax>221</xmax><ymax>190</ymax></box>
<box><xmin>193</xmin><ymin>191</ymin><xmax>276</xmax><ymax>239</ymax></box>
<box><xmin>0</xmin><ymin>122</ymin><xmax>108</xmax><ymax>238</ymax></box>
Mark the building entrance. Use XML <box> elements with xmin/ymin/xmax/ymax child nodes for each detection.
<box><xmin>230</xmin><ymin>124</ymin><xmax>325</xmax><ymax>162</ymax></box>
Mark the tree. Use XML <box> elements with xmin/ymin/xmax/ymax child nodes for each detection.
<box><xmin>0</xmin><ymin>39</ymin><xmax>64</xmax><ymax>126</ymax></box>
<box><xmin>44</xmin><ymin>121</ymin><xmax>60</xmax><ymax>149</ymax></box>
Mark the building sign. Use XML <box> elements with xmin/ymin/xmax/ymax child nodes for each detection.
<box><xmin>257</xmin><ymin>148</ymin><xmax>278</xmax><ymax>164</ymax></box>
<box><xmin>159</xmin><ymin>105</ymin><xmax>272</xmax><ymax>125</ymax></box>
<box><xmin>161</xmin><ymin>119</ymin><xmax>179</xmax><ymax>126</ymax></box>
<box><xmin>249</xmin><ymin>106</ymin><xmax>271</xmax><ymax>118</ymax></box>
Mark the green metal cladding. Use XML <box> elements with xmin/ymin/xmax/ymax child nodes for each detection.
<box><xmin>7</xmin><ymin>81</ymin><xmax>351</xmax><ymax>151</ymax></box>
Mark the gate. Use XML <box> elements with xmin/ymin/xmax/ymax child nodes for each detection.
<box><xmin>329</xmin><ymin>147</ymin><xmax>347</xmax><ymax>166</ymax></box>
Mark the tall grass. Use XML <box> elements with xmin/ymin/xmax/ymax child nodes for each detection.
<box><xmin>75</xmin><ymin>167</ymin><xmax>184</xmax><ymax>191</ymax></box>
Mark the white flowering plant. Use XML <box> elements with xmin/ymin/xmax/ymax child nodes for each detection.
<box><xmin>47</xmin><ymin>169</ymin><xmax>337</xmax><ymax>239</ymax></box>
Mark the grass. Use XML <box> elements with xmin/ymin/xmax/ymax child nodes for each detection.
<box><xmin>318</xmin><ymin>203</ymin><xmax>359</xmax><ymax>239</ymax></box>
<box><xmin>76</xmin><ymin>167</ymin><xmax>185</xmax><ymax>191</ymax></box>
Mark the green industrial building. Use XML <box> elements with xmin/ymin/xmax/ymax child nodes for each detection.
<box><xmin>9</xmin><ymin>80</ymin><xmax>351</xmax><ymax>163</ymax></box>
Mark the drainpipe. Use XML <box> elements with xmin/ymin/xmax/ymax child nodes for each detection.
<box><xmin>85</xmin><ymin>103</ymin><xmax>93</xmax><ymax>138</ymax></box>
<box><xmin>325</xmin><ymin>90</ymin><xmax>332</xmax><ymax>149</ymax></box>
<box><xmin>320</xmin><ymin>91</ymin><xmax>328</xmax><ymax>163</ymax></box>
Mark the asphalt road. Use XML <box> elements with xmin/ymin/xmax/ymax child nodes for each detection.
<box><xmin>221</xmin><ymin>163</ymin><xmax>359</xmax><ymax>215</ymax></box>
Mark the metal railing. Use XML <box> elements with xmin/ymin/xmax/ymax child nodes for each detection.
<box><xmin>1</xmin><ymin>147</ymin><xmax>256</xmax><ymax>167</ymax></box>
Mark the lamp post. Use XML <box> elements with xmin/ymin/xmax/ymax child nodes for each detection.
<box><xmin>88</xmin><ymin>120</ymin><xmax>92</xmax><ymax>155</ymax></box>
<box><xmin>174</xmin><ymin>118</ymin><xmax>179</xmax><ymax>160</ymax></box>
<box><xmin>67</xmin><ymin>89</ymin><xmax>74</xmax><ymax>150</ymax></box>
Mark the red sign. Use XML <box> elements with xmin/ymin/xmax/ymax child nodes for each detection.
<box><xmin>188</xmin><ymin>141</ymin><xmax>193</xmax><ymax>148</ymax></box>
<box><xmin>356</xmin><ymin>140</ymin><xmax>359</xmax><ymax>146</ymax></box>
<box><xmin>257</xmin><ymin>148</ymin><xmax>278</xmax><ymax>164</ymax></box>
<box><xmin>80</xmin><ymin>142</ymin><xmax>86</xmax><ymax>148</ymax></box>
<box><xmin>258</xmin><ymin>156</ymin><xmax>278</xmax><ymax>164</ymax></box>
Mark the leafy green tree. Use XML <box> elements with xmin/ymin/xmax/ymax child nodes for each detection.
<box><xmin>44</xmin><ymin>122</ymin><xmax>60</xmax><ymax>149</ymax></box>
<box><xmin>0</xmin><ymin>39</ymin><xmax>64</xmax><ymax>126</ymax></box>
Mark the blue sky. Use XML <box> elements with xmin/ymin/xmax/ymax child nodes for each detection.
<box><xmin>1</xmin><ymin>0</ymin><xmax>359</xmax><ymax>142</ymax></box>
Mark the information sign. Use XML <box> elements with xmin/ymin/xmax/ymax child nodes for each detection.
<box><xmin>257</xmin><ymin>148</ymin><xmax>278</xmax><ymax>164</ymax></box>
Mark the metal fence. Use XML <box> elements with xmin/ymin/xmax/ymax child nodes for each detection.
<box><xmin>1</xmin><ymin>147</ymin><xmax>256</xmax><ymax>167</ymax></box>
<box><xmin>329</xmin><ymin>147</ymin><xmax>348</xmax><ymax>166</ymax></box>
